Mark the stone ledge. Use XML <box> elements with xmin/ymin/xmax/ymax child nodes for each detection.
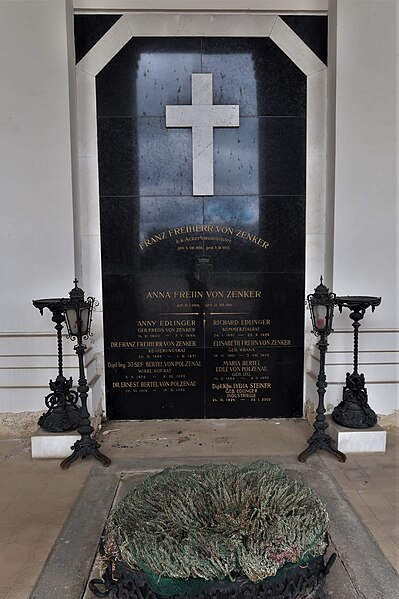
<box><xmin>31</xmin><ymin>429</ymin><xmax>80</xmax><ymax>458</ymax></box>
<box><xmin>327</xmin><ymin>415</ymin><xmax>387</xmax><ymax>453</ymax></box>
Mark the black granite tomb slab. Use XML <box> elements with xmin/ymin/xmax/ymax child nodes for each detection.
<box><xmin>98</xmin><ymin>116</ymin><xmax>305</xmax><ymax>197</ymax></box>
<box><xmin>97</xmin><ymin>38</ymin><xmax>202</xmax><ymax>118</ymax></box>
<box><xmin>105</xmin><ymin>345</ymin><xmax>205</xmax><ymax>419</ymax></box>
<box><xmin>103</xmin><ymin>272</ymin><xmax>304</xmax><ymax>343</ymax></box>
<box><xmin>202</xmin><ymin>37</ymin><xmax>306</xmax><ymax>117</ymax></box>
<box><xmin>93</xmin><ymin>32</ymin><xmax>319</xmax><ymax>419</ymax></box>
<box><xmin>102</xmin><ymin>268</ymin><xmax>304</xmax><ymax>419</ymax></box>
<box><xmin>205</xmin><ymin>347</ymin><xmax>304</xmax><ymax>418</ymax></box>
<box><xmin>100</xmin><ymin>195</ymin><xmax>305</xmax><ymax>276</ymax></box>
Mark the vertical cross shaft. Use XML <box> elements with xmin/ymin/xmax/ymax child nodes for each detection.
<box><xmin>166</xmin><ymin>73</ymin><xmax>239</xmax><ymax>196</ymax></box>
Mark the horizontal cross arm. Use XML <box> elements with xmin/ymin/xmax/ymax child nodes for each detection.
<box><xmin>166</xmin><ymin>104</ymin><xmax>239</xmax><ymax>128</ymax></box>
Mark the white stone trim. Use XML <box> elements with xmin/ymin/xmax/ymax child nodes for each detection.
<box><xmin>270</xmin><ymin>17</ymin><xmax>326</xmax><ymax>75</ymax></box>
<box><xmin>73</xmin><ymin>1</ymin><xmax>328</xmax><ymax>13</ymax></box>
<box><xmin>307</xmin><ymin>69</ymin><xmax>327</xmax><ymax>158</ymax></box>
<box><xmin>76</xmin><ymin>69</ymin><xmax>97</xmax><ymax>157</ymax></box>
<box><xmin>125</xmin><ymin>13</ymin><xmax>277</xmax><ymax>37</ymax></box>
<box><xmin>74</xmin><ymin>11</ymin><xmax>328</xmax><ymax>418</ymax></box>
<box><xmin>77</xmin><ymin>15</ymin><xmax>132</xmax><ymax>76</ymax></box>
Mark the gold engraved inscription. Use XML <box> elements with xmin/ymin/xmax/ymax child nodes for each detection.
<box><xmin>145</xmin><ymin>290</ymin><xmax>262</xmax><ymax>299</ymax></box>
<box><xmin>138</xmin><ymin>224</ymin><xmax>269</xmax><ymax>251</ymax></box>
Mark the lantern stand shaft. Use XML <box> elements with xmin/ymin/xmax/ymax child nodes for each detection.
<box><xmin>352</xmin><ymin>317</ymin><xmax>360</xmax><ymax>373</ymax></box>
<box><xmin>60</xmin><ymin>339</ymin><xmax>111</xmax><ymax>470</ymax></box>
<box><xmin>298</xmin><ymin>333</ymin><xmax>346</xmax><ymax>463</ymax></box>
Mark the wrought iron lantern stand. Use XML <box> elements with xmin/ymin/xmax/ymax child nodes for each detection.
<box><xmin>32</xmin><ymin>298</ymin><xmax>80</xmax><ymax>432</ymax></box>
<box><xmin>60</xmin><ymin>280</ymin><xmax>111</xmax><ymax>470</ymax></box>
<box><xmin>298</xmin><ymin>278</ymin><xmax>346</xmax><ymax>463</ymax></box>
<box><xmin>332</xmin><ymin>296</ymin><xmax>381</xmax><ymax>428</ymax></box>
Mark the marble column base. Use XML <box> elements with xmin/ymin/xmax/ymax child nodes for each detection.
<box><xmin>31</xmin><ymin>429</ymin><xmax>80</xmax><ymax>459</ymax></box>
<box><xmin>327</xmin><ymin>415</ymin><xmax>386</xmax><ymax>453</ymax></box>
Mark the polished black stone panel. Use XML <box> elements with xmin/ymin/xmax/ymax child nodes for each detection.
<box><xmin>103</xmin><ymin>270</ymin><xmax>304</xmax><ymax>419</ymax></box>
<box><xmin>105</xmin><ymin>345</ymin><xmax>205</xmax><ymax>420</ymax></box>
<box><xmin>98</xmin><ymin>118</ymin><xmax>138</xmax><ymax>197</ymax></box>
<box><xmin>97</xmin><ymin>37</ymin><xmax>306</xmax><ymax>118</ymax></box>
<box><xmin>74</xmin><ymin>15</ymin><xmax>122</xmax><ymax>63</ymax></box>
<box><xmin>103</xmin><ymin>272</ymin><xmax>205</xmax><ymax>419</ymax></box>
<box><xmin>102</xmin><ymin>273</ymin><xmax>197</xmax><ymax>338</ymax></box>
<box><xmin>206</xmin><ymin>348</ymin><xmax>303</xmax><ymax>418</ymax></box>
<box><xmin>102</xmin><ymin>272</ymin><xmax>304</xmax><ymax>348</ymax></box>
<box><xmin>100</xmin><ymin>196</ymin><xmax>204</xmax><ymax>275</ymax></box>
<box><xmin>97</xmin><ymin>35</ymin><xmax>306</xmax><ymax>198</ymax></box>
<box><xmin>100</xmin><ymin>195</ymin><xmax>305</xmax><ymax>276</ymax></box>
<box><xmin>100</xmin><ymin>197</ymin><xmax>137</xmax><ymax>275</ymax></box>
<box><xmin>102</xmin><ymin>275</ymin><xmax>139</xmax><ymax>340</ymax></box>
<box><xmin>204</xmin><ymin>196</ymin><xmax>305</xmax><ymax>273</ymax></box>
<box><xmin>98</xmin><ymin>116</ymin><xmax>305</xmax><ymax>197</ymax></box>
<box><xmin>97</xmin><ymin>38</ymin><xmax>201</xmax><ymax>118</ymax></box>
<box><xmin>98</xmin><ymin>117</ymin><xmax>193</xmax><ymax>197</ymax></box>
<box><xmin>282</xmin><ymin>16</ymin><xmax>328</xmax><ymax>65</ymax></box>
<box><xmin>202</xmin><ymin>38</ymin><xmax>306</xmax><ymax>117</ymax></box>
<box><xmin>202</xmin><ymin>272</ymin><xmax>305</xmax><ymax>347</ymax></box>
<box><xmin>213</xmin><ymin>117</ymin><xmax>306</xmax><ymax>196</ymax></box>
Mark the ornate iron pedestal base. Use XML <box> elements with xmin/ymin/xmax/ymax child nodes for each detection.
<box><xmin>60</xmin><ymin>437</ymin><xmax>111</xmax><ymax>470</ymax></box>
<box><xmin>332</xmin><ymin>372</ymin><xmax>378</xmax><ymax>428</ymax></box>
<box><xmin>38</xmin><ymin>405</ymin><xmax>81</xmax><ymax>433</ymax></box>
<box><xmin>38</xmin><ymin>375</ymin><xmax>80</xmax><ymax>432</ymax></box>
<box><xmin>298</xmin><ymin>328</ymin><xmax>346</xmax><ymax>464</ymax></box>
<box><xmin>298</xmin><ymin>430</ymin><xmax>346</xmax><ymax>463</ymax></box>
<box><xmin>60</xmin><ymin>342</ymin><xmax>111</xmax><ymax>470</ymax></box>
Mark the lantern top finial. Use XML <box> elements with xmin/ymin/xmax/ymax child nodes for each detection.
<box><xmin>69</xmin><ymin>279</ymin><xmax>84</xmax><ymax>300</ymax></box>
<box><xmin>314</xmin><ymin>276</ymin><xmax>329</xmax><ymax>297</ymax></box>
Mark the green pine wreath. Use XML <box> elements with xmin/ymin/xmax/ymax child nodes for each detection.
<box><xmin>102</xmin><ymin>461</ymin><xmax>329</xmax><ymax>594</ymax></box>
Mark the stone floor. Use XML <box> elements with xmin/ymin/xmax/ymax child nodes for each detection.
<box><xmin>0</xmin><ymin>419</ymin><xmax>398</xmax><ymax>598</ymax></box>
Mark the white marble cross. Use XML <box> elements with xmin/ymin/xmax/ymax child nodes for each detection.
<box><xmin>166</xmin><ymin>73</ymin><xmax>239</xmax><ymax>196</ymax></box>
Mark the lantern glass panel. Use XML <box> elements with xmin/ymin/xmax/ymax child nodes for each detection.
<box><xmin>314</xmin><ymin>304</ymin><xmax>327</xmax><ymax>331</ymax></box>
<box><xmin>80</xmin><ymin>306</ymin><xmax>91</xmax><ymax>336</ymax></box>
<box><xmin>65</xmin><ymin>308</ymin><xmax>79</xmax><ymax>336</ymax></box>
